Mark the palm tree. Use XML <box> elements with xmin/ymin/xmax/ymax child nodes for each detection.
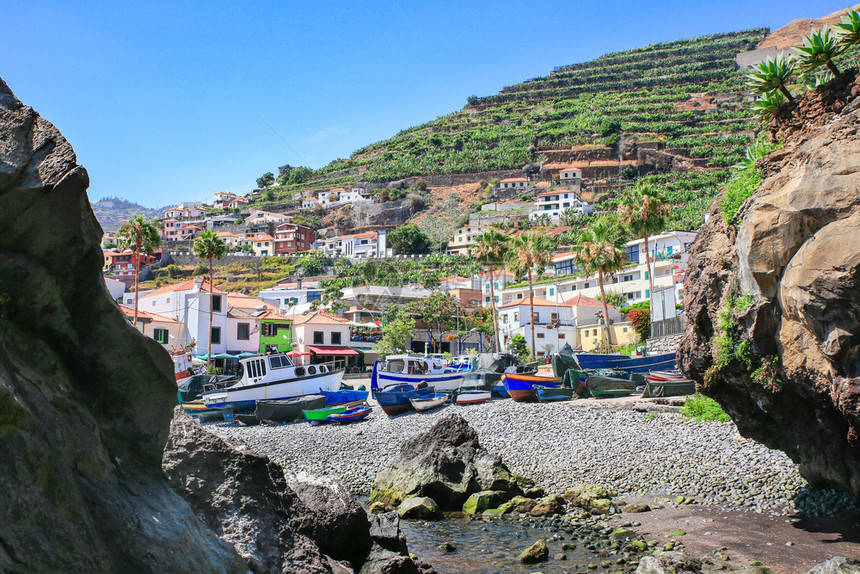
<box><xmin>574</xmin><ymin>219</ymin><xmax>627</xmax><ymax>350</ymax></box>
<box><xmin>507</xmin><ymin>230</ymin><xmax>554</xmax><ymax>357</ymax></box>
<box><xmin>193</xmin><ymin>230</ymin><xmax>228</xmax><ymax>368</ymax></box>
<box><xmin>746</xmin><ymin>54</ymin><xmax>795</xmax><ymax>102</ymax></box>
<box><xmin>617</xmin><ymin>183</ymin><xmax>671</xmax><ymax>306</ymax></box>
<box><xmin>472</xmin><ymin>229</ymin><xmax>511</xmax><ymax>352</ymax></box>
<box><xmin>116</xmin><ymin>215</ymin><xmax>161</xmax><ymax>327</ymax></box>
<box><xmin>795</xmin><ymin>27</ymin><xmax>843</xmax><ymax>76</ymax></box>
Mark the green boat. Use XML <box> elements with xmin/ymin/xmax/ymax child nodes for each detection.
<box><xmin>303</xmin><ymin>400</ymin><xmax>366</xmax><ymax>423</ymax></box>
<box><xmin>563</xmin><ymin>368</ymin><xmax>637</xmax><ymax>398</ymax></box>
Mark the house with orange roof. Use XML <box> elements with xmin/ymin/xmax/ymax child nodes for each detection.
<box><xmin>498</xmin><ymin>177</ymin><xmax>530</xmax><ymax>191</ymax></box>
<box><xmin>223</xmin><ymin>196</ymin><xmax>249</xmax><ymax>209</ymax></box>
<box><xmin>240</xmin><ymin>232</ymin><xmax>276</xmax><ymax>256</ymax></box>
<box><xmin>163</xmin><ymin>203</ymin><xmax>204</xmax><ymax>219</ymax></box>
<box><xmin>212</xmin><ymin>191</ymin><xmax>237</xmax><ymax>209</ymax></box>
<box><xmin>446</xmin><ymin>224</ymin><xmax>495</xmax><ymax>256</ymax></box>
<box><xmin>497</xmin><ymin>296</ymin><xmax>578</xmax><ymax>356</ymax></box>
<box><xmin>530</xmin><ymin>189</ymin><xmax>593</xmax><ymax>222</ymax></box>
<box><xmin>215</xmin><ymin>231</ymin><xmax>240</xmax><ymax>247</ymax></box>
<box><xmin>322</xmin><ymin>230</ymin><xmax>389</xmax><ymax>258</ymax></box>
<box><xmin>245</xmin><ymin>210</ymin><xmax>290</xmax><ymax>226</ymax></box>
<box><xmin>120</xmin><ymin>305</ymin><xmax>190</xmax><ymax>350</ymax></box>
<box><xmin>138</xmin><ymin>277</ymin><xmax>228</xmax><ymax>356</ymax></box>
<box><xmin>302</xmin><ymin>196</ymin><xmax>320</xmax><ymax>209</ymax></box>
<box><xmin>284</xmin><ymin>310</ymin><xmax>358</xmax><ymax>369</ymax></box>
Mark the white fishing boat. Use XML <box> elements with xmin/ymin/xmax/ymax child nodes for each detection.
<box><xmin>371</xmin><ymin>354</ymin><xmax>465</xmax><ymax>393</ymax></box>
<box><xmin>409</xmin><ymin>393</ymin><xmax>448</xmax><ymax>412</ymax></box>
<box><xmin>202</xmin><ymin>353</ymin><xmax>343</xmax><ymax>409</ymax></box>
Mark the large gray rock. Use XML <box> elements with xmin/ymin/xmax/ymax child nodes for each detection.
<box><xmin>807</xmin><ymin>557</ymin><xmax>860</xmax><ymax>574</ymax></box>
<box><xmin>350</xmin><ymin>197</ymin><xmax>419</xmax><ymax>228</ymax></box>
<box><xmin>678</xmin><ymin>71</ymin><xmax>860</xmax><ymax>499</ymax></box>
<box><xmin>0</xmin><ymin>77</ymin><xmax>247</xmax><ymax>572</ymax></box>
<box><xmin>369</xmin><ymin>414</ymin><xmax>522</xmax><ymax>510</ymax></box>
<box><xmin>635</xmin><ymin>551</ymin><xmax>770</xmax><ymax>573</ymax></box>
<box><xmin>163</xmin><ymin>408</ymin><xmax>367</xmax><ymax>572</ymax></box>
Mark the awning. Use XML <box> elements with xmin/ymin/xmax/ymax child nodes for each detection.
<box><xmin>287</xmin><ymin>351</ymin><xmax>313</xmax><ymax>357</ymax></box>
<box><xmin>306</xmin><ymin>345</ymin><xmax>359</xmax><ymax>356</ymax></box>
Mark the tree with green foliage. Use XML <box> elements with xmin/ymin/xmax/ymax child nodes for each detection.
<box><xmin>508</xmin><ymin>230</ymin><xmax>554</xmax><ymax>356</ymax></box>
<box><xmin>299</xmin><ymin>249</ymin><xmax>330</xmax><ymax>277</ymax></box>
<box><xmin>508</xmin><ymin>333</ymin><xmax>528</xmax><ymax>358</ymax></box>
<box><xmin>596</xmin><ymin>290</ymin><xmax>626</xmax><ymax>309</ymax></box>
<box><xmin>745</xmin><ymin>54</ymin><xmax>795</xmax><ymax>102</ymax></box>
<box><xmin>573</xmin><ymin>219</ymin><xmax>627</xmax><ymax>349</ymax></box>
<box><xmin>795</xmin><ymin>27</ymin><xmax>843</xmax><ymax>76</ymax></box>
<box><xmin>409</xmin><ymin>291</ymin><xmax>463</xmax><ymax>353</ymax></box>
<box><xmin>193</xmin><ymin>230</ymin><xmax>228</xmax><ymax>367</ymax></box>
<box><xmin>116</xmin><ymin>215</ymin><xmax>161</xmax><ymax>327</ymax></box>
<box><xmin>256</xmin><ymin>172</ymin><xmax>275</xmax><ymax>189</ymax></box>
<box><xmin>472</xmin><ymin>228</ymin><xmax>510</xmax><ymax>352</ymax></box>
<box><xmin>617</xmin><ymin>183</ymin><xmax>671</xmax><ymax>304</ymax></box>
<box><xmin>388</xmin><ymin>223</ymin><xmax>430</xmax><ymax>255</ymax></box>
<box><xmin>375</xmin><ymin>306</ymin><xmax>416</xmax><ymax>357</ymax></box>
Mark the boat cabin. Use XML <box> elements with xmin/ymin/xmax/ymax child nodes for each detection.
<box><xmin>235</xmin><ymin>352</ymin><xmax>334</xmax><ymax>387</ymax></box>
<box><xmin>379</xmin><ymin>354</ymin><xmax>449</xmax><ymax>375</ymax></box>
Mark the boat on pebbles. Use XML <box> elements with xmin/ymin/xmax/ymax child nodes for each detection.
<box><xmin>502</xmin><ymin>372</ymin><xmax>563</xmax><ymax>402</ymax></box>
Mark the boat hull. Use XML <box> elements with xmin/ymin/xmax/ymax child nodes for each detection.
<box><xmin>372</xmin><ymin>362</ymin><xmax>464</xmax><ymax>393</ymax></box>
<box><xmin>203</xmin><ymin>369</ymin><xmax>344</xmax><ymax>409</ymax></box>
<box><xmin>573</xmin><ymin>352</ymin><xmax>676</xmax><ymax>374</ymax></box>
<box><xmin>535</xmin><ymin>386</ymin><xmax>574</xmax><ymax>402</ymax></box>
<box><xmin>255</xmin><ymin>395</ymin><xmax>326</xmax><ymax>423</ymax></box>
<box><xmin>502</xmin><ymin>373</ymin><xmax>563</xmax><ymax>402</ymax></box>
<box><xmin>454</xmin><ymin>390</ymin><xmax>492</xmax><ymax>405</ymax></box>
<box><xmin>327</xmin><ymin>406</ymin><xmax>372</xmax><ymax>423</ymax></box>
<box><xmin>410</xmin><ymin>393</ymin><xmax>448</xmax><ymax>411</ymax></box>
<box><xmin>303</xmin><ymin>401</ymin><xmax>365</xmax><ymax>422</ymax></box>
<box><xmin>374</xmin><ymin>385</ymin><xmax>436</xmax><ymax>416</ymax></box>
<box><xmin>321</xmin><ymin>389</ymin><xmax>369</xmax><ymax>405</ymax></box>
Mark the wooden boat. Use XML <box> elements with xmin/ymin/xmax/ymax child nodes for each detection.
<box><xmin>303</xmin><ymin>400</ymin><xmax>367</xmax><ymax>424</ymax></box>
<box><xmin>234</xmin><ymin>412</ymin><xmax>260</xmax><ymax>426</ymax></box>
<box><xmin>534</xmin><ymin>386</ymin><xmax>574</xmax><ymax>402</ymax></box>
<box><xmin>371</xmin><ymin>356</ymin><xmax>464</xmax><ymax>393</ymax></box>
<box><xmin>564</xmin><ymin>368</ymin><xmax>637</xmax><ymax>398</ymax></box>
<box><xmin>321</xmin><ymin>388</ymin><xmax>369</xmax><ymax>405</ymax></box>
<box><xmin>179</xmin><ymin>399</ymin><xmax>223</xmax><ymax>420</ymax></box>
<box><xmin>409</xmin><ymin>393</ymin><xmax>448</xmax><ymax>412</ymax></box>
<box><xmin>453</xmin><ymin>389</ymin><xmax>492</xmax><ymax>405</ymax></box>
<box><xmin>373</xmin><ymin>383</ymin><xmax>436</xmax><ymax>416</ymax></box>
<box><xmin>463</xmin><ymin>353</ymin><xmax>537</xmax><ymax>393</ymax></box>
<box><xmin>327</xmin><ymin>405</ymin><xmax>372</xmax><ymax>424</ymax></box>
<box><xmin>573</xmin><ymin>351</ymin><xmax>676</xmax><ymax>374</ymax></box>
<box><xmin>202</xmin><ymin>353</ymin><xmax>343</xmax><ymax>410</ymax></box>
<box><xmin>502</xmin><ymin>372</ymin><xmax>563</xmax><ymax>402</ymax></box>
<box><xmin>255</xmin><ymin>395</ymin><xmax>326</xmax><ymax>423</ymax></box>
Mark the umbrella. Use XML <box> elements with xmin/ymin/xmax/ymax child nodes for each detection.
<box><xmin>237</xmin><ymin>352</ymin><xmax>257</xmax><ymax>358</ymax></box>
<box><xmin>213</xmin><ymin>353</ymin><xmax>237</xmax><ymax>360</ymax></box>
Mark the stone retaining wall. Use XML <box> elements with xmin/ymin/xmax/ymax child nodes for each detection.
<box><xmin>646</xmin><ymin>334</ymin><xmax>683</xmax><ymax>354</ymax></box>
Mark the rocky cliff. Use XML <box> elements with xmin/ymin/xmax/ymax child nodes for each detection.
<box><xmin>0</xmin><ymin>78</ymin><xmax>251</xmax><ymax>571</ymax></box>
<box><xmin>678</xmin><ymin>72</ymin><xmax>860</xmax><ymax>498</ymax></box>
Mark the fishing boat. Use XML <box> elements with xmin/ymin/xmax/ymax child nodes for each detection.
<box><xmin>303</xmin><ymin>400</ymin><xmax>367</xmax><ymax>424</ymax></box>
<box><xmin>179</xmin><ymin>399</ymin><xmax>223</xmax><ymax>420</ymax></box>
<box><xmin>453</xmin><ymin>388</ymin><xmax>492</xmax><ymax>405</ymax></box>
<box><xmin>234</xmin><ymin>412</ymin><xmax>261</xmax><ymax>426</ymax></box>
<box><xmin>371</xmin><ymin>356</ymin><xmax>464</xmax><ymax>393</ymax></box>
<box><xmin>563</xmin><ymin>368</ymin><xmax>637</xmax><ymax>398</ymax></box>
<box><xmin>255</xmin><ymin>394</ymin><xmax>326</xmax><ymax>423</ymax></box>
<box><xmin>202</xmin><ymin>353</ymin><xmax>343</xmax><ymax>410</ymax></box>
<box><xmin>534</xmin><ymin>385</ymin><xmax>574</xmax><ymax>402</ymax></box>
<box><xmin>177</xmin><ymin>374</ymin><xmax>236</xmax><ymax>403</ymax></box>
<box><xmin>409</xmin><ymin>393</ymin><xmax>448</xmax><ymax>412</ymax></box>
<box><xmin>320</xmin><ymin>388</ymin><xmax>369</xmax><ymax>405</ymax></box>
<box><xmin>462</xmin><ymin>353</ymin><xmax>536</xmax><ymax>393</ymax></box>
<box><xmin>641</xmin><ymin>372</ymin><xmax>696</xmax><ymax>397</ymax></box>
<box><xmin>374</xmin><ymin>383</ymin><xmax>436</xmax><ymax>416</ymax></box>
<box><xmin>327</xmin><ymin>405</ymin><xmax>372</xmax><ymax>424</ymax></box>
<box><xmin>502</xmin><ymin>372</ymin><xmax>563</xmax><ymax>402</ymax></box>
<box><xmin>573</xmin><ymin>351</ymin><xmax>677</xmax><ymax>374</ymax></box>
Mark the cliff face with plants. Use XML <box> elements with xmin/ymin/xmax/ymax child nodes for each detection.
<box><xmin>678</xmin><ymin>71</ymin><xmax>860</xmax><ymax>498</ymax></box>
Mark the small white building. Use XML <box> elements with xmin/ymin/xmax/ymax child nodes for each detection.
<box><xmin>446</xmin><ymin>224</ymin><xmax>495</xmax><ymax>256</ymax></box>
<box><xmin>245</xmin><ymin>210</ymin><xmax>290</xmax><ymax>226</ymax></box>
<box><xmin>498</xmin><ymin>177</ymin><xmax>530</xmax><ymax>191</ymax></box>
<box><xmin>529</xmin><ymin>190</ymin><xmax>593</xmax><ymax>222</ymax></box>
<box><xmin>120</xmin><ymin>305</ymin><xmax>190</xmax><ymax>350</ymax></box>
<box><xmin>322</xmin><ymin>231</ymin><xmax>389</xmax><ymax>258</ymax></box>
<box><xmin>559</xmin><ymin>166</ymin><xmax>583</xmax><ymax>184</ymax></box>
<box><xmin>259</xmin><ymin>280</ymin><xmax>324</xmax><ymax>313</ymax></box>
<box><xmin>302</xmin><ymin>197</ymin><xmax>320</xmax><ymax>209</ymax></box>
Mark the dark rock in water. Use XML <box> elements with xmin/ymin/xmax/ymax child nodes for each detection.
<box><xmin>806</xmin><ymin>556</ymin><xmax>860</xmax><ymax>574</ymax></box>
<box><xmin>163</xmin><ymin>408</ymin><xmax>370</xmax><ymax>571</ymax></box>
<box><xmin>437</xmin><ymin>542</ymin><xmax>456</xmax><ymax>553</ymax></box>
<box><xmin>368</xmin><ymin>511</ymin><xmax>409</xmax><ymax>556</ymax></box>
<box><xmin>0</xmin><ymin>77</ymin><xmax>246</xmax><ymax>572</ymax></box>
<box><xmin>678</xmin><ymin>72</ymin><xmax>860</xmax><ymax>499</ymax></box>
<box><xmin>369</xmin><ymin>413</ymin><xmax>522</xmax><ymax>510</ymax></box>
<box><xmin>287</xmin><ymin>471</ymin><xmax>374</xmax><ymax>565</ymax></box>
<box><xmin>462</xmin><ymin>490</ymin><xmax>511</xmax><ymax>515</ymax></box>
<box><xmin>519</xmin><ymin>539</ymin><xmax>549</xmax><ymax>564</ymax></box>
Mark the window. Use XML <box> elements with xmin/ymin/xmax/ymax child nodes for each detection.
<box><xmin>623</xmin><ymin>327</ymin><xmax>628</xmax><ymax>333</ymax></box>
<box><xmin>313</xmin><ymin>331</ymin><xmax>324</xmax><ymax>344</ymax></box>
<box><xmin>331</xmin><ymin>332</ymin><xmax>341</xmax><ymax>345</ymax></box>
<box><xmin>153</xmin><ymin>328</ymin><xmax>169</xmax><ymax>344</ymax></box>
<box><xmin>551</xmin><ymin>313</ymin><xmax>559</xmax><ymax>323</ymax></box>
<box><xmin>211</xmin><ymin>327</ymin><xmax>221</xmax><ymax>344</ymax></box>
<box><xmin>212</xmin><ymin>295</ymin><xmax>222</xmax><ymax>312</ymax></box>
<box><xmin>645</xmin><ymin>289</ymin><xmax>650</xmax><ymax>298</ymax></box>
<box><xmin>537</xmin><ymin>333</ymin><xmax>545</xmax><ymax>339</ymax></box>
<box><xmin>625</xmin><ymin>244</ymin><xmax>640</xmax><ymax>264</ymax></box>
<box><xmin>532</xmin><ymin>312</ymin><xmax>539</xmax><ymax>323</ymax></box>
<box><xmin>514</xmin><ymin>312</ymin><xmax>519</xmax><ymax>322</ymax></box>
<box><xmin>559</xmin><ymin>333</ymin><xmax>566</xmax><ymax>339</ymax></box>
<box><xmin>237</xmin><ymin>323</ymin><xmax>250</xmax><ymax>340</ymax></box>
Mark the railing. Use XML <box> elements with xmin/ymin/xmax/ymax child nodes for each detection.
<box><xmin>651</xmin><ymin>316</ymin><xmax>684</xmax><ymax>338</ymax></box>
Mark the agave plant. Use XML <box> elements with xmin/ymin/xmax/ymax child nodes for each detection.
<box><xmin>834</xmin><ymin>8</ymin><xmax>860</xmax><ymax>48</ymax></box>
<box><xmin>750</xmin><ymin>91</ymin><xmax>788</xmax><ymax>124</ymax></box>
<box><xmin>746</xmin><ymin>54</ymin><xmax>795</xmax><ymax>102</ymax></box>
<box><xmin>795</xmin><ymin>27</ymin><xmax>843</xmax><ymax>75</ymax></box>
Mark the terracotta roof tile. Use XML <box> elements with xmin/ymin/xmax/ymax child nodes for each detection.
<box><xmin>140</xmin><ymin>279</ymin><xmax>225</xmax><ymax>299</ymax></box>
<box><xmin>499</xmin><ymin>296</ymin><xmax>559</xmax><ymax>309</ymax></box>
<box><xmin>119</xmin><ymin>305</ymin><xmax>182</xmax><ymax>324</ymax></box>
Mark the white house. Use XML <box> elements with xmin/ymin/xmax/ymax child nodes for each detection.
<box><xmin>137</xmin><ymin>278</ymin><xmax>227</xmax><ymax>356</ymax></box>
<box><xmin>480</xmin><ymin>270</ymin><xmax>516</xmax><ymax>306</ymax></box>
<box><xmin>285</xmin><ymin>310</ymin><xmax>358</xmax><ymax>368</ymax></box>
<box><xmin>120</xmin><ymin>305</ymin><xmax>189</xmax><ymax>350</ymax></box>
<box><xmin>302</xmin><ymin>197</ymin><xmax>320</xmax><ymax>209</ymax></box>
<box><xmin>497</xmin><ymin>296</ymin><xmax>578</xmax><ymax>356</ymax></box>
<box><xmin>104</xmin><ymin>277</ymin><xmax>126</xmax><ymax>301</ymax></box>
<box><xmin>163</xmin><ymin>203</ymin><xmax>204</xmax><ymax>219</ymax></box>
<box><xmin>559</xmin><ymin>166</ymin><xmax>583</xmax><ymax>184</ymax></box>
<box><xmin>224</xmin><ymin>294</ymin><xmax>278</xmax><ymax>354</ymax></box>
<box><xmin>498</xmin><ymin>177</ymin><xmax>530</xmax><ymax>191</ymax></box>
<box><xmin>322</xmin><ymin>231</ymin><xmax>389</xmax><ymax>258</ymax></box>
<box><xmin>258</xmin><ymin>279</ymin><xmax>324</xmax><ymax>313</ymax></box>
<box><xmin>446</xmin><ymin>224</ymin><xmax>495</xmax><ymax>256</ymax></box>
<box><xmin>245</xmin><ymin>210</ymin><xmax>290</xmax><ymax>226</ymax></box>
<box><xmin>529</xmin><ymin>190</ymin><xmax>593</xmax><ymax>222</ymax></box>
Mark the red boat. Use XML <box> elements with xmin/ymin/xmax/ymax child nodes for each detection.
<box><xmin>502</xmin><ymin>373</ymin><xmax>563</xmax><ymax>402</ymax></box>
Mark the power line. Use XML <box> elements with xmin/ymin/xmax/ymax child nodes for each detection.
<box><xmin>253</xmin><ymin>111</ymin><xmax>313</xmax><ymax>169</ymax></box>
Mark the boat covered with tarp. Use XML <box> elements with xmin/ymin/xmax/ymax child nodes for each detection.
<box><xmin>562</xmin><ymin>368</ymin><xmax>638</xmax><ymax>398</ymax></box>
<box><xmin>255</xmin><ymin>394</ymin><xmax>327</xmax><ymax>423</ymax></box>
<box><xmin>462</xmin><ymin>352</ymin><xmax>536</xmax><ymax>392</ymax></box>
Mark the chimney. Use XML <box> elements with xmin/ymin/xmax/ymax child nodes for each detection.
<box><xmin>193</xmin><ymin>277</ymin><xmax>202</xmax><ymax>290</ymax></box>
<box><xmin>296</xmin><ymin>278</ymin><xmax>302</xmax><ymax>290</ymax></box>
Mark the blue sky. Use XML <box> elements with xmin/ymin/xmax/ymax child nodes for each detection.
<box><xmin>4</xmin><ymin>1</ymin><xmax>849</xmax><ymax>208</ymax></box>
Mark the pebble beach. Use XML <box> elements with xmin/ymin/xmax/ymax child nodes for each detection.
<box><xmin>207</xmin><ymin>397</ymin><xmax>855</xmax><ymax>517</ymax></box>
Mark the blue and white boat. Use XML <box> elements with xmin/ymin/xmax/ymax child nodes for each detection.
<box><xmin>370</xmin><ymin>355</ymin><xmax>465</xmax><ymax>393</ymax></box>
<box><xmin>373</xmin><ymin>383</ymin><xmax>436</xmax><ymax>416</ymax></box>
<box><xmin>573</xmin><ymin>352</ymin><xmax>676</xmax><ymax>374</ymax></box>
<box><xmin>202</xmin><ymin>353</ymin><xmax>343</xmax><ymax>409</ymax></box>
<box><xmin>321</xmin><ymin>388</ymin><xmax>369</xmax><ymax>405</ymax></box>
